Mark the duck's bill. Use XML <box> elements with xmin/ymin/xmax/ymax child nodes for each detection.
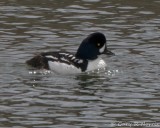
<box><xmin>105</xmin><ymin>49</ymin><xmax>115</xmax><ymax>55</ymax></box>
<box><xmin>102</xmin><ymin>47</ymin><xmax>115</xmax><ymax>55</ymax></box>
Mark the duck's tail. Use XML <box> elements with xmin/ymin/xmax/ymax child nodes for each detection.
<box><xmin>26</xmin><ymin>55</ymin><xmax>49</xmax><ymax>69</ymax></box>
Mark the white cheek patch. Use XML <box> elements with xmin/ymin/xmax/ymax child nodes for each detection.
<box><xmin>99</xmin><ymin>44</ymin><xmax>106</xmax><ymax>53</ymax></box>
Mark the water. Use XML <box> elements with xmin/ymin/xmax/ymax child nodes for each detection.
<box><xmin>0</xmin><ymin>0</ymin><xmax>160</xmax><ymax>128</ymax></box>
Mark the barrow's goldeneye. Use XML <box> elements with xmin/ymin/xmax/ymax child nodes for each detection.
<box><xmin>26</xmin><ymin>32</ymin><xmax>114</xmax><ymax>74</ymax></box>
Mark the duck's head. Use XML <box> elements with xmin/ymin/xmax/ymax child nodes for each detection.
<box><xmin>76</xmin><ymin>32</ymin><xmax>114</xmax><ymax>60</ymax></box>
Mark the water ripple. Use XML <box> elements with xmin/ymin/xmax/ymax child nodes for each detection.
<box><xmin>0</xmin><ymin>0</ymin><xmax>160</xmax><ymax>127</ymax></box>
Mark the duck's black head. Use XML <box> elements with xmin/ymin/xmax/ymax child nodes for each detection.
<box><xmin>76</xmin><ymin>32</ymin><xmax>114</xmax><ymax>60</ymax></box>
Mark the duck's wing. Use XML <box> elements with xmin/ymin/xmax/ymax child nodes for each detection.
<box><xmin>26</xmin><ymin>52</ymin><xmax>88</xmax><ymax>72</ymax></box>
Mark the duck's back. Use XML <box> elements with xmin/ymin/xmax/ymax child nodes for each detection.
<box><xmin>26</xmin><ymin>52</ymin><xmax>88</xmax><ymax>74</ymax></box>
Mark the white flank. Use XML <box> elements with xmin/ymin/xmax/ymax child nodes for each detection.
<box><xmin>48</xmin><ymin>61</ymin><xmax>81</xmax><ymax>74</ymax></box>
<box><xmin>99</xmin><ymin>44</ymin><xmax>106</xmax><ymax>53</ymax></box>
<box><xmin>48</xmin><ymin>57</ymin><xmax>107</xmax><ymax>74</ymax></box>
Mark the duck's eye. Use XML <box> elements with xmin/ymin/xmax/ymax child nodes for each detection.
<box><xmin>97</xmin><ymin>43</ymin><xmax>100</xmax><ymax>47</ymax></box>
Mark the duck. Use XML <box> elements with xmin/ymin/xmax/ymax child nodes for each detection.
<box><xmin>26</xmin><ymin>32</ymin><xmax>114</xmax><ymax>74</ymax></box>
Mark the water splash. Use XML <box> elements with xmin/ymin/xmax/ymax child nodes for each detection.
<box><xmin>105</xmin><ymin>69</ymin><xmax>121</xmax><ymax>77</ymax></box>
<box><xmin>29</xmin><ymin>69</ymin><xmax>51</xmax><ymax>75</ymax></box>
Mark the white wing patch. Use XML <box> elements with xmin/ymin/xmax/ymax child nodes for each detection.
<box><xmin>71</xmin><ymin>57</ymin><xmax>75</xmax><ymax>60</ymax></box>
<box><xmin>61</xmin><ymin>57</ymin><xmax>70</xmax><ymax>63</ymax></box>
<box><xmin>59</xmin><ymin>53</ymin><xmax>69</xmax><ymax>56</ymax></box>
<box><xmin>68</xmin><ymin>55</ymin><xmax>73</xmax><ymax>57</ymax></box>
<box><xmin>46</xmin><ymin>55</ymin><xmax>58</xmax><ymax>60</ymax></box>
<box><xmin>77</xmin><ymin>59</ymin><xmax>83</xmax><ymax>64</ymax></box>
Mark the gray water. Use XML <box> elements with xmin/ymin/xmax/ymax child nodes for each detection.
<box><xmin>0</xmin><ymin>0</ymin><xmax>160</xmax><ymax>128</ymax></box>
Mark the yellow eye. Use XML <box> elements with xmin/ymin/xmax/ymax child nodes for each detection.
<box><xmin>97</xmin><ymin>43</ymin><xmax>100</xmax><ymax>47</ymax></box>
